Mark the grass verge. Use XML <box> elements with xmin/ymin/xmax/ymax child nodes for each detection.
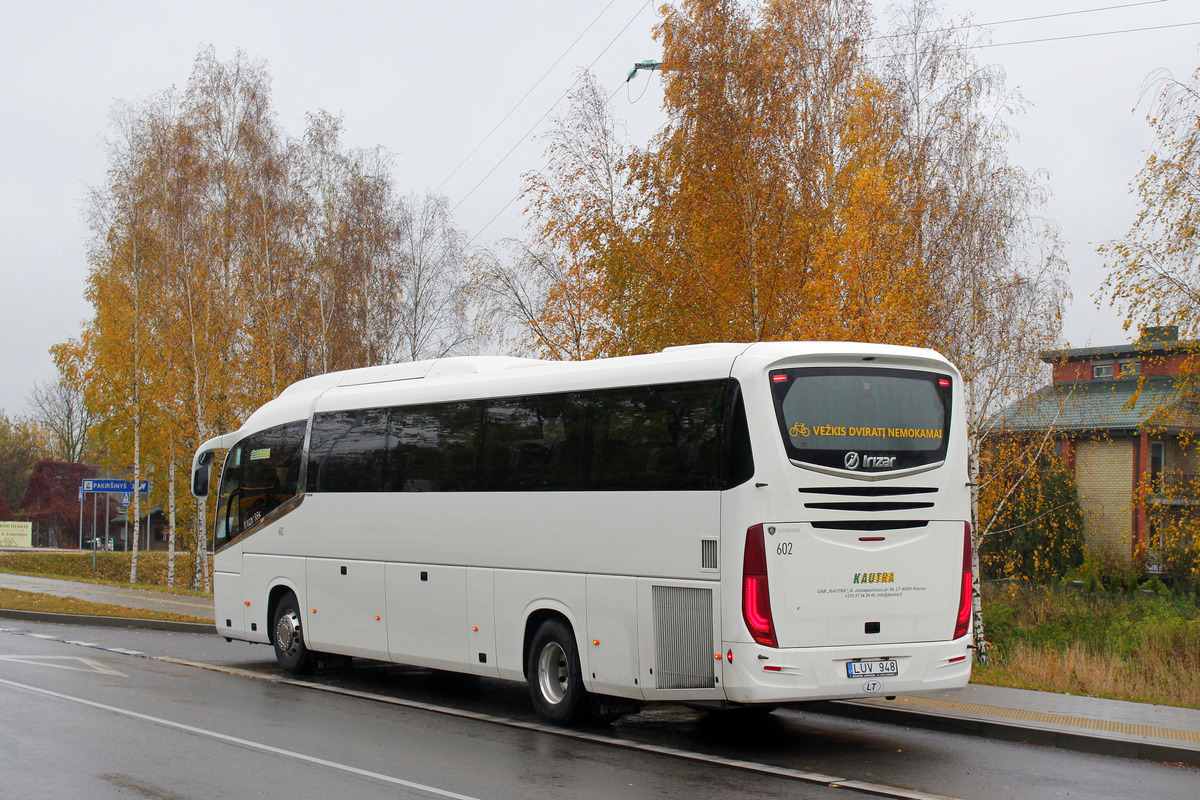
<box><xmin>975</xmin><ymin>582</ymin><xmax>1200</xmax><ymax>709</ymax></box>
<box><xmin>0</xmin><ymin>550</ymin><xmax>211</xmax><ymax>595</ymax></box>
<box><xmin>0</xmin><ymin>586</ymin><xmax>210</xmax><ymax>625</ymax></box>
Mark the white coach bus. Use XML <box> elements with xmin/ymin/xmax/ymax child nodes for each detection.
<box><xmin>191</xmin><ymin>342</ymin><xmax>973</xmax><ymax>723</ymax></box>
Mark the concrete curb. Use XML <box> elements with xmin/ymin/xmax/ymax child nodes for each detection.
<box><xmin>0</xmin><ymin>607</ymin><xmax>214</xmax><ymax>635</ymax></box>
<box><xmin>808</xmin><ymin>699</ymin><xmax>1200</xmax><ymax>768</ymax></box>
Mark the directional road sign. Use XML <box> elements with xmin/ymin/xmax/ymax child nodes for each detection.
<box><xmin>81</xmin><ymin>479</ymin><xmax>149</xmax><ymax>494</ymax></box>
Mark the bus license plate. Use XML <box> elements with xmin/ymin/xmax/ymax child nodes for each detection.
<box><xmin>846</xmin><ymin>659</ymin><xmax>898</xmax><ymax>678</ymax></box>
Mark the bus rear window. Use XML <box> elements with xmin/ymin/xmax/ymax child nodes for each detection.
<box><xmin>769</xmin><ymin>367</ymin><xmax>951</xmax><ymax>474</ymax></box>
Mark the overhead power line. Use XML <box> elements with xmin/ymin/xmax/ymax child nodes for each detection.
<box><xmin>435</xmin><ymin>0</ymin><xmax>620</xmax><ymax>194</ymax></box>
<box><xmin>456</xmin><ymin>0</ymin><xmax>653</xmax><ymax>224</ymax></box>
<box><xmin>976</xmin><ymin>19</ymin><xmax>1200</xmax><ymax>51</ymax></box>
<box><xmin>871</xmin><ymin>0</ymin><xmax>1171</xmax><ymax>41</ymax></box>
<box><xmin>469</xmin><ymin>78</ymin><xmax>630</xmax><ymax>245</ymax></box>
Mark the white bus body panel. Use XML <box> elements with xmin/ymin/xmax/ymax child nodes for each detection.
<box><xmin>213</xmin><ymin>562</ymin><xmax>245</xmax><ymax>636</ymax></box>
<box><xmin>585</xmin><ymin>575</ymin><xmax>641</xmax><ymax>698</ymax></box>
<box><xmin>306</xmin><ymin>558</ymin><xmax>389</xmax><ymax>660</ymax></box>
<box><xmin>385</xmin><ymin>562</ymin><xmax>468</xmax><ymax>670</ymax></box>
<box><xmin>466</xmin><ymin>568</ymin><xmax>499</xmax><ymax>677</ymax></box>
<box><xmin>765</xmin><ymin>521</ymin><xmax>963</xmax><ymax>648</ymax></box>
<box><xmin>240</xmin><ymin>552</ymin><xmax>305</xmax><ymax>645</ymax></box>
<box><xmin>493</xmin><ymin>569</ymin><xmax>586</xmax><ymax>683</ymax></box>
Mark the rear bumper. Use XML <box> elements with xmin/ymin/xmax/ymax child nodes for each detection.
<box><xmin>720</xmin><ymin>637</ymin><xmax>971</xmax><ymax>704</ymax></box>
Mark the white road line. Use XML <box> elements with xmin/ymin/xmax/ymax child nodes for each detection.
<box><xmin>0</xmin><ymin>625</ymin><xmax>963</xmax><ymax>800</ymax></box>
<box><xmin>0</xmin><ymin>655</ymin><xmax>126</xmax><ymax>676</ymax></box>
<box><xmin>0</xmin><ymin>677</ymin><xmax>487</xmax><ymax>800</ymax></box>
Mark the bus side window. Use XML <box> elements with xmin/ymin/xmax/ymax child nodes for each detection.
<box><xmin>590</xmin><ymin>381</ymin><xmax>725</xmax><ymax>491</ymax></box>
<box><xmin>479</xmin><ymin>393</ymin><xmax>586</xmax><ymax>491</ymax></box>
<box><xmin>309</xmin><ymin>409</ymin><xmax>391</xmax><ymax>493</ymax></box>
<box><xmin>722</xmin><ymin>380</ymin><xmax>754</xmax><ymax>488</ymax></box>
<box><xmin>392</xmin><ymin>401</ymin><xmax>482</xmax><ymax>492</ymax></box>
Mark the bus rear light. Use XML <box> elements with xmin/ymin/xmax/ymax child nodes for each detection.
<box><xmin>763</xmin><ymin>665</ymin><xmax>782</xmax><ymax>672</ymax></box>
<box><xmin>953</xmin><ymin>523</ymin><xmax>973</xmax><ymax>640</ymax></box>
<box><xmin>742</xmin><ymin>524</ymin><xmax>778</xmax><ymax>647</ymax></box>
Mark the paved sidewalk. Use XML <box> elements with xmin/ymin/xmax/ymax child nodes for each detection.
<box><xmin>1</xmin><ymin>572</ymin><xmax>1197</xmax><ymax>766</ymax></box>
<box><xmin>814</xmin><ymin>682</ymin><xmax>1200</xmax><ymax>766</ymax></box>
<box><xmin>0</xmin><ymin>571</ymin><xmax>214</xmax><ymax>620</ymax></box>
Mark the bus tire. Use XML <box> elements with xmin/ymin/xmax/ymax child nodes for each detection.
<box><xmin>272</xmin><ymin>593</ymin><xmax>313</xmax><ymax>674</ymax></box>
<box><xmin>527</xmin><ymin>619</ymin><xmax>585</xmax><ymax>724</ymax></box>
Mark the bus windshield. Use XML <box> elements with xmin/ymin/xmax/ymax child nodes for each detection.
<box><xmin>770</xmin><ymin>367</ymin><xmax>951</xmax><ymax>474</ymax></box>
<box><xmin>214</xmin><ymin>420</ymin><xmax>306</xmax><ymax>549</ymax></box>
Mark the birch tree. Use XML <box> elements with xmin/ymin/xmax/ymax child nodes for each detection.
<box><xmin>1101</xmin><ymin>65</ymin><xmax>1200</xmax><ymax>338</ymax></box>
<box><xmin>58</xmin><ymin>45</ymin><xmax>473</xmax><ymax>587</ymax></box>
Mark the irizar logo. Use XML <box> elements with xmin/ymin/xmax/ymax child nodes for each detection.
<box><xmin>844</xmin><ymin>452</ymin><xmax>897</xmax><ymax>470</ymax></box>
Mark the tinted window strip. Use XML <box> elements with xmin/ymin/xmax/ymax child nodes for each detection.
<box><xmin>307</xmin><ymin>379</ymin><xmax>751</xmax><ymax>494</ymax></box>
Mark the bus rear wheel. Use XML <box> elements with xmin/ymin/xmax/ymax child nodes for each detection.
<box><xmin>527</xmin><ymin>619</ymin><xmax>585</xmax><ymax>724</ymax></box>
<box><xmin>272</xmin><ymin>594</ymin><xmax>313</xmax><ymax>674</ymax></box>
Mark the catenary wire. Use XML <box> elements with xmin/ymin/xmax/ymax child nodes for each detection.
<box><xmin>467</xmin><ymin>79</ymin><xmax>628</xmax><ymax>245</ymax></box>
<box><xmin>468</xmin><ymin>5</ymin><xmax>1198</xmax><ymax>242</ymax></box>
<box><xmin>870</xmin><ymin>0</ymin><xmax>1171</xmax><ymax>41</ymax></box>
<box><xmin>435</xmin><ymin>0</ymin><xmax>620</xmax><ymax>194</ymax></box>
<box><xmin>453</xmin><ymin>0</ymin><xmax>653</xmax><ymax>219</ymax></box>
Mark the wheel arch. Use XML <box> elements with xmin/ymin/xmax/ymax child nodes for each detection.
<box><xmin>522</xmin><ymin>607</ymin><xmax>578</xmax><ymax>681</ymax></box>
<box><xmin>267</xmin><ymin>581</ymin><xmax>301</xmax><ymax>631</ymax></box>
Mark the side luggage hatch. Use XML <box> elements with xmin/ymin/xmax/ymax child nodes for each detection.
<box><xmin>761</xmin><ymin>520</ymin><xmax>966</xmax><ymax>648</ymax></box>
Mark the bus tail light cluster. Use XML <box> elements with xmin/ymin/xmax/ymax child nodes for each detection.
<box><xmin>954</xmin><ymin>522</ymin><xmax>973</xmax><ymax>641</ymax></box>
<box><xmin>742</xmin><ymin>524</ymin><xmax>778</xmax><ymax>647</ymax></box>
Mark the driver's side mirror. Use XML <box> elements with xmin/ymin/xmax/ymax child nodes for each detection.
<box><xmin>192</xmin><ymin>451</ymin><xmax>214</xmax><ymax>497</ymax></box>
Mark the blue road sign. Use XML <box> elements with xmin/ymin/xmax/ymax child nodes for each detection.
<box><xmin>81</xmin><ymin>479</ymin><xmax>149</xmax><ymax>494</ymax></box>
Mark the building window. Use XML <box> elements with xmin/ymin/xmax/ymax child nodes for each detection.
<box><xmin>1118</xmin><ymin>358</ymin><xmax>1140</xmax><ymax>377</ymax></box>
<box><xmin>1092</xmin><ymin>363</ymin><xmax>1113</xmax><ymax>379</ymax></box>
<box><xmin>1149</xmin><ymin>441</ymin><xmax>1164</xmax><ymax>492</ymax></box>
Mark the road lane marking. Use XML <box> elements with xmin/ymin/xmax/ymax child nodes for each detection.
<box><xmin>0</xmin><ymin>677</ymin><xmax>489</xmax><ymax>800</ymax></box>
<box><xmin>0</xmin><ymin>655</ymin><xmax>126</xmax><ymax>676</ymax></box>
<box><xmin>0</xmin><ymin>625</ymin><xmax>962</xmax><ymax>800</ymax></box>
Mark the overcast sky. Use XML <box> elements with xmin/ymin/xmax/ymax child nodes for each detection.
<box><xmin>2</xmin><ymin>0</ymin><xmax>1197</xmax><ymax>417</ymax></box>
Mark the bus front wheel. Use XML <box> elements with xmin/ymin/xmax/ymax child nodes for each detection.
<box><xmin>272</xmin><ymin>594</ymin><xmax>313</xmax><ymax>674</ymax></box>
<box><xmin>527</xmin><ymin>619</ymin><xmax>585</xmax><ymax>724</ymax></box>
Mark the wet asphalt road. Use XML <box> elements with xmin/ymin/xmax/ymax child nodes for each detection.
<box><xmin>1</xmin><ymin>619</ymin><xmax>1197</xmax><ymax>800</ymax></box>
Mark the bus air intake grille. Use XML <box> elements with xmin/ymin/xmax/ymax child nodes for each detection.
<box><xmin>701</xmin><ymin>538</ymin><xmax>719</xmax><ymax>570</ymax></box>
<box><xmin>652</xmin><ymin>586</ymin><xmax>715</xmax><ymax>689</ymax></box>
<box><xmin>804</xmin><ymin>501</ymin><xmax>935</xmax><ymax>512</ymax></box>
